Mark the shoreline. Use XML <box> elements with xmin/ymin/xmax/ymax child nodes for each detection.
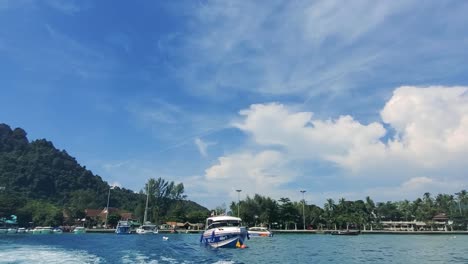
<box><xmin>83</xmin><ymin>229</ymin><xmax>468</xmax><ymax>235</ymax></box>
<box><xmin>271</xmin><ymin>229</ymin><xmax>468</xmax><ymax>235</ymax></box>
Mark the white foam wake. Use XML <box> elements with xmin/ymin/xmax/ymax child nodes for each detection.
<box><xmin>0</xmin><ymin>245</ymin><xmax>101</xmax><ymax>263</ymax></box>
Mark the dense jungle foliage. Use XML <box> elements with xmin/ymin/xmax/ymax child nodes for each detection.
<box><xmin>0</xmin><ymin>123</ymin><xmax>209</xmax><ymax>227</ymax></box>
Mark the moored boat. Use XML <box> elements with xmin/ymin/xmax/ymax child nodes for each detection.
<box><xmin>32</xmin><ymin>227</ymin><xmax>53</xmax><ymax>234</ymax></box>
<box><xmin>73</xmin><ymin>226</ymin><xmax>86</xmax><ymax>234</ymax></box>
<box><xmin>7</xmin><ymin>228</ymin><xmax>17</xmax><ymax>234</ymax></box>
<box><xmin>330</xmin><ymin>230</ymin><xmax>360</xmax><ymax>236</ymax></box>
<box><xmin>53</xmin><ymin>228</ymin><xmax>63</xmax><ymax>234</ymax></box>
<box><xmin>115</xmin><ymin>221</ymin><xmax>131</xmax><ymax>234</ymax></box>
<box><xmin>248</xmin><ymin>227</ymin><xmax>273</xmax><ymax>237</ymax></box>
<box><xmin>136</xmin><ymin>223</ymin><xmax>158</xmax><ymax>234</ymax></box>
<box><xmin>200</xmin><ymin>216</ymin><xmax>249</xmax><ymax>248</ymax></box>
<box><xmin>136</xmin><ymin>183</ymin><xmax>158</xmax><ymax>235</ymax></box>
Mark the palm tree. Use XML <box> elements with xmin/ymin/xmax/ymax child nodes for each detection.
<box><xmin>323</xmin><ymin>199</ymin><xmax>335</xmax><ymax>230</ymax></box>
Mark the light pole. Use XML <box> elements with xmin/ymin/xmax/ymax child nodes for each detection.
<box><xmin>236</xmin><ymin>189</ymin><xmax>242</xmax><ymax>217</ymax></box>
<box><xmin>300</xmin><ymin>190</ymin><xmax>306</xmax><ymax>230</ymax></box>
<box><xmin>105</xmin><ymin>186</ymin><xmax>115</xmax><ymax>228</ymax></box>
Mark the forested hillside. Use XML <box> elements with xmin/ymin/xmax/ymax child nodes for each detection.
<box><xmin>0</xmin><ymin>123</ymin><xmax>209</xmax><ymax>226</ymax></box>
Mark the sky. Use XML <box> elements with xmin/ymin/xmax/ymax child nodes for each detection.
<box><xmin>1</xmin><ymin>0</ymin><xmax>468</xmax><ymax>209</ymax></box>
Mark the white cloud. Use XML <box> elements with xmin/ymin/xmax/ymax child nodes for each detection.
<box><xmin>173</xmin><ymin>1</ymin><xmax>423</xmax><ymax>99</ymax></box>
<box><xmin>203</xmin><ymin>151</ymin><xmax>295</xmax><ymax>199</ymax></box>
<box><xmin>194</xmin><ymin>137</ymin><xmax>216</xmax><ymax>157</ymax></box>
<box><xmin>381</xmin><ymin>86</ymin><xmax>468</xmax><ymax>168</ymax></box>
<box><xmin>202</xmin><ymin>86</ymin><xmax>468</xmax><ymax>203</ymax></box>
<box><xmin>194</xmin><ymin>138</ymin><xmax>208</xmax><ymax>156</ymax></box>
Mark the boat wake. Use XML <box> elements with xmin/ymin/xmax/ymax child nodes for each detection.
<box><xmin>0</xmin><ymin>244</ymin><xmax>101</xmax><ymax>263</ymax></box>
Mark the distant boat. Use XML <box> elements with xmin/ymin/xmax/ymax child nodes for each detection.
<box><xmin>32</xmin><ymin>227</ymin><xmax>53</xmax><ymax>234</ymax></box>
<box><xmin>330</xmin><ymin>230</ymin><xmax>360</xmax><ymax>236</ymax></box>
<box><xmin>73</xmin><ymin>227</ymin><xmax>86</xmax><ymax>234</ymax></box>
<box><xmin>248</xmin><ymin>227</ymin><xmax>273</xmax><ymax>237</ymax></box>
<box><xmin>136</xmin><ymin>182</ymin><xmax>158</xmax><ymax>235</ymax></box>
<box><xmin>136</xmin><ymin>223</ymin><xmax>158</xmax><ymax>235</ymax></box>
<box><xmin>7</xmin><ymin>228</ymin><xmax>17</xmax><ymax>234</ymax></box>
<box><xmin>200</xmin><ymin>215</ymin><xmax>249</xmax><ymax>248</ymax></box>
<box><xmin>115</xmin><ymin>221</ymin><xmax>132</xmax><ymax>234</ymax></box>
<box><xmin>53</xmin><ymin>228</ymin><xmax>63</xmax><ymax>234</ymax></box>
<box><xmin>17</xmin><ymin>228</ymin><xmax>26</xmax><ymax>233</ymax></box>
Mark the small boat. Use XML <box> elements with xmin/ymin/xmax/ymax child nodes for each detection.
<box><xmin>73</xmin><ymin>227</ymin><xmax>86</xmax><ymax>234</ymax></box>
<box><xmin>115</xmin><ymin>221</ymin><xmax>132</xmax><ymax>234</ymax></box>
<box><xmin>248</xmin><ymin>227</ymin><xmax>273</xmax><ymax>237</ymax></box>
<box><xmin>32</xmin><ymin>227</ymin><xmax>42</xmax><ymax>234</ymax></box>
<box><xmin>32</xmin><ymin>227</ymin><xmax>53</xmax><ymax>234</ymax></box>
<box><xmin>136</xmin><ymin>223</ymin><xmax>158</xmax><ymax>234</ymax></box>
<box><xmin>17</xmin><ymin>228</ymin><xmax>26</xmax><ymax>233</ymax></box>
<box><xmin>330</xmin><ymin>230</ymin><xmax>360</xmax><ymax>236</ymax></box>
<box><xmin>136</xmin><ymin>184</ymin><xmax>158</xmax><ymax>235</ymax></box>
<box><xmin>200</xmin><ymin>215</ymin><xmax>249</xmax><ymax>248</ymax></box>
<box><xmin>53</xmin><ymin>228</ymin><xmax>63</xmax><ymax>234</ymax></box>
<box><xmin>7</xmin><ymin>228</ymin><xmax>17</xmax><ymax>234</ymax></box>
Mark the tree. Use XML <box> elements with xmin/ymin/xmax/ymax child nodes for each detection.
<box><xmin>107</xmin><ymin>213</ymin><xmax>120</xmax><ymax>228</ymax></box>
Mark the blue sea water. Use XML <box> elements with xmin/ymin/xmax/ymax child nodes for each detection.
<box><xmin>1</xmin><ymin>233</ymin><xmax>467</xmax><ymax>263</ymax></box>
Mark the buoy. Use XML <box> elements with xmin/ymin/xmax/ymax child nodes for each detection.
<box><xmin>240</xmin><ymin>244</ymin><xmax>247</xmax><ymax>249</ymax></box>
<box><xmin>236</xmin><ymin>241</ymin><xmax>241</xmax><ymax>248</ymax></box>
<box><xmin>163</xmin><ymin>236</ymin><xmax>169</xmax><ymax>240</ymax></box>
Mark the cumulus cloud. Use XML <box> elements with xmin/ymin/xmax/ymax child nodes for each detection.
<box><xmin>203</xmin><ymin>151</ymin><xmax>296</xmax><ymax>199</ymax></box>
<box><xmin>381</xmin><ymin>86</ymin><xmax>468</xmax><ymax>168</ymax></box>
<box><xmin>202</xmin><ymin>86</ymin><xmax>468</xmax><ymax>202</ymax></box>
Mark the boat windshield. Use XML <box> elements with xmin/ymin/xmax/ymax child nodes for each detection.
<box><xmin>207</xmin><ymin>220</ymin><xmax>240</xmax><ymax>229</ymax></box>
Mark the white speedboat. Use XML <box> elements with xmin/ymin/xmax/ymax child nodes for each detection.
<box><xmin>73</xmin><ymin>226</ymin><xmax>86</xmax><ymax>234</ymax></box>
<box><xmin>248</xmin><ymin>226</ymin><xmax>273</xmax><ymax>237</ymax></box>
<box><xmin>115</xmin><ymin>221</ymin><xmax>131</xmax><ymax>234</ymax></box>
<box><xmin>200</xmin><ymin>216</ymin><xmax>249</xmax><ymax>248</ymax></box>
<box><xmin>53</xmin><ymin>228</ymin><xmax>63</xmax><ymax>234</ymax></box>
<box><xmin>248</xmin><ymin>227</ymin><xmax>273</xmax><ymax>237</ymax></box>
<box><xmin>136</xmin><ymin>223</ymin><xmax>158</xmax><ymax>234</ymax></box>
<box><xmin>17</xmin><ymin>227</ymin><xmax>26</xmax><ymax>233</ymax></box>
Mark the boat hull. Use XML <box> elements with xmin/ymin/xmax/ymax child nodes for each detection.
<box><xmin>116</xmin><ymin>226</ymin><xmax>131</xmax><ymax>234</ymax></box>
<box><xmin>201</xmin><ymin>228</ymin><xmax>248</xmax><ymax>248</ymax></box>
<box><xmin>115</xmin><ymin>221</ymin><xmax>132</xmax><ymax>234</ymax></box>
<box><xmin>248</xmin><ymin>232</ymin><xmax>272</xmax><ymax>237</ymax></box>
<box><xmin>136</xmin><ymin>225</ymin><xmax>158</xmax><ymax>234</ymax></box>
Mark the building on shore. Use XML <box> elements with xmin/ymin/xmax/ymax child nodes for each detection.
<box><xmin>379</xmin><ymin>213</ymin><xmax>453</xmax><ymax>231</ymax></box>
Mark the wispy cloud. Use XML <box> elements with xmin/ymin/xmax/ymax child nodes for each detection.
<box><xmin>194</xmin><ymin>137</ymin><xmax>216</xmax><ymax>157</ymax></box>
<box><xmin>171</xmin><ymin>1</ymin><xmax>417</xmax><ymax>98</ymax></box>
<box><xmin>167</xmin><ymin>0</ymin><xmax>468</xmax><ymax>124</ymax></box>
<box><xmin>45</xmin><ymin>0</ymin><xmax>84</xmax><ymax>15</ymax></box>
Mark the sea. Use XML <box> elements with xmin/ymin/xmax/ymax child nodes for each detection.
<box><xmin>0</xmin><ymin>233</ymin><xmax>467</xmax><ymax>263</ymax></box>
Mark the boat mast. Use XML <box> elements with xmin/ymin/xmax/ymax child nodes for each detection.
<box><xmin>143</xmin><ymin>181</ymin><xmax>150</xmax><ymax>223</ymax></box>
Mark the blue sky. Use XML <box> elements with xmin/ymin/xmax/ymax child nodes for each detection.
<box><xmin>1</xmin><ymin>0</ymin><xmax>468</xmax><ymax>209</ymax></box>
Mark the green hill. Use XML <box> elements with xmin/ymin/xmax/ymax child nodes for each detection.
<box><xmin>0</xmin><ymin>123</ymin><xmax>209</xmax><ymax>227</ymax></box>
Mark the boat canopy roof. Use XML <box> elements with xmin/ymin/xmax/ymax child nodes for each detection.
<box><xmin>207</xmin><ymin>216</ymin><xmax>242</xmax><ymax>222</ymax></box>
